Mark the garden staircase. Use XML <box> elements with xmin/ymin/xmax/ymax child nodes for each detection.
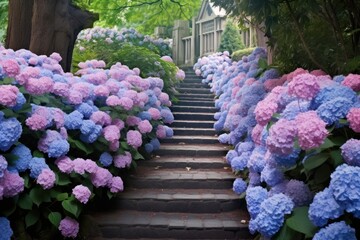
<box><xmin>91</xmin><ymin>67</ymin><xmax>251</xmax><ymax>239</ymax></box>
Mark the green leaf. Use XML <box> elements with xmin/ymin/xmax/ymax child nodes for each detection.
<box><xmin>56</xmin><ymin>173</ymin><xmax>72</xmax><ymax>186</ymax></box>
<box><xmin>48</xmin><ymin>212</ymin><xmax>62</xmax><ymax>227</ymax></box>
<box><xmin>329</xmin><ymin>149</ymin><xmax>343</xmax><ymax>167</ymax></box>
<box><xmin>133</xmin><ymin>151</ymin><xmax>144</xmax><ymax>160</ymax></box>
<box><xmin>29</xmin><ymin>186</ymin><xmax>51</xmax><ymax>206</ymax></box>
<box><xmin>2</xmin><ymin>108</ymin><xmax>15</xmax><ymax>117</ymax></box>
<box><xmin>68</xmin><ymin>137</ymin><xmax>93</xmax><ymax>155</ymax></box>
<box><xmin>286</xmin><ymin>207</ymin><xmax>317</xmax><ymax>237</ymax></box>
<box><xmin>56</xmin><ymin>193</ymin><xmax>69</xmax><ymax>201</ymax></box>
<box><xmin>319</xmin><ymin>138</ymin><xmax>336</xmax><ymax>151</ymax></box>
<box><xmin>33</xmin><ymin>150</ymin><xmax>44</xmax><ymax>158</ymax></box>
<box><xmin>314</xmin><ymin>164</ymin><xmax>332</xmax><ymax>184</ymax></box>
<box><xmin>303</xmin><ymin>152</ymin><xmax>329</xmax><ymax>171</ymax></box>
<box><xmin>120</xmin><ymin>141</ymin><xmax>129</xmax><ymax>150</ymax></box>
<box><xmin>25</xmin><ymin>210</ymin><xmax>40</xmax><ymax>228</ymax></box>
<box><xmin>274</xmin><ymin>223</ymin><xmax>302</xmax><ymax>240</ymax></box>
<box><xmin>62</xmin><ymin>199</ymin><xmax>80</xmax><ymax>218</ymax></box>
<box><xmin>338</xmin><ymin>118</ymin><xmax>348</xmax><ymax>124</ymax></box>
<box><xmin>258</xmin><ymin>58</ymin><xmax>268</xmax><ymax>69</ymax></box>
<box><xmin>18</xmin><ymin>194</ymin><xmax>33</xmax><ymax>210</ymax></box>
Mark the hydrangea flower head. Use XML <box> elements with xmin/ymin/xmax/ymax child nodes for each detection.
<box><xmin>90</xmin><ymin>167</ymin><xmax>112</xmax><ymax>188</ymax></box>
<box><xmin>288</xmin><ymin>73</ymin><xmax>320</xmax><ymax>100</ymax></box>
<box><xmin>341</xmin><ymin>139</ymin><xmax>360</xmax><ymax>166</ymax></box>
<box><xmin>246</xmin><ymin>186</ymin><xmax>268</xmax><ymax>218</ymax></box>
<box><xmin>0</xmin><ymin>217</ymin><xmax>13</xmax><ymax>239</ymax></box>
<box><xmin>342</xmin><ymin>73</ymin><xmax>360</xmax><ymax>91</ymax></box>
<box><xmin>284</xmin><ymin>180</ymin><xmax>312</xmax><ymax>207</ymax></box>
<box><xmin>0</xmin><ymin>117</ymin><xmax>22</xmax><ymax>151</ymax></box>
<box><xmin>99</xmin><ymin>152</ymin><xmax>113</xmax><ymax>167</ymax></box>
<box><xmin>36</xmin><ymin>169</ymin><xmax>56</xmax><ymax>189</ymax></box>
<box><xmin>347</xmin><ymin>108</ymin><xmax>360</xmax><ymax>133</ymax></box>
<box><xmin>313</xmin><ymin>221</ymin><xmax>356</xmax><ymax>240</ymax></box>
<box><xmin>59</xmin><ymin>217</ymin><xmax>79</xmax><ymax>238</ymax></box>
<box><xmin>109</xmin><ymin>176</ymin><xmax>124</xmax><ymax>193</ymax></box>
<box><xmin>72</xmin><ymin>185</ymin><xmax>91</xmax><ymax>204</ymax></box>
<box><xmin>266</xmin><ymin>119</ymin><xmax>297</xmax><ymax>155</ymax></box>
<box><xmin>316</xmin><ymin>97</ymin><xmax>353</xmax><ymax>125</ymax></box>
<box><xmin>233</xmin><ymin>178</ymin><xmax>247</xmax><ymax>195</ymax></box>
<box><xmin>29</xmin><ymin>157</ymin><xmax>49</xmax><ymax>178</ymax></box>
<box><xmin>114</xmin><ymin>152</ymin><xmax>132</xmax><ymax>168</ymax></box>
<box><xmin>0</xmin><ymin>170</ymin><xmax>24</xmax><ymax>197</ymax></box>
<box><xmin>309</xmin><ymin>187</ymin><xmax>344</xmax><ymax>227</ymax></box>
<box><xmin>126</xmin><ymin>130</ymin><xmax>142</xmax><ymax>148</ymax></box>
<box><xmin>260</xmin><ymin>164</ymin><xmax>284</xmax><ymax>187</ymax></box>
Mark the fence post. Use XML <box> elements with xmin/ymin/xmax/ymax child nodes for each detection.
<box><xmin>172</xmin><ymin>20</ymin><xmax>190</xmax><ymax>66</ymax></box>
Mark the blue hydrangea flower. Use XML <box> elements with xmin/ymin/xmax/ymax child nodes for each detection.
<box><xmin>164</xmin><ymin>126</ymin><xmax>173</xmax><ymax>138</ymax></box>
<box><xmin>260</xmin><ymin>164</ymin><xmax>284</xmax><ymax>187</ymax></box>
<box><xmin>309</xmin><ymin>187</ymin><xmax>344</xmax><ymax>227</ymax></box>
<box><xmin>0</xmin><ymin>155</ymin><xmax>7</xmax><ymax>178</ymax></box>
<box><xmin>29</xmin><ymin>157</ymin><xmax>49</xmax><ymax>178</ymax></box>
<box><xmin>316</xmin><ymin>97</ymin><xmax>353</xmax><ymax>125</ymax></box>
<box><xmin>233</xmin><ymin>178</ymin><xmax>247</xmax><ymax>195</ymax></box>
<box><xmin>0</xmin><ymin>217</ymin><xmax>13</xmax><ymax>239</ymax></box>
<box><xmin>10</xmin><ymin>144</ymin><xmax>32</xmax><ymax>172</ymax></box>
<box><xmin>281</xmin><ymin>100</ymin><xmax>310</xmax><ymax>120</ymax></box>
<box><xmin>271</xmin><ymin>148</ymin><xmax>301</xmax><ymax>168</ymax></box>
<box><xmin>247</xmin><ymin>146</ymin><xmax>266</xmax><ymax>173</ymax></box>
<box><xmin>80</xmin><ymin>124</ymin><xmax>102</xmax><ymax>143</ymax></box>
<box><xmin>333</xmin><ymin>75</ymin><xmax>345</xmax><ymax>84</ymax></box>
<box><xmin>252</xmin><ymin>193</ymin><xmax>294</xmax><ymax>238</ymax></box>
<box><xmin>80</xmin><ymin>120</ymin><xmax>97</xmax><ymax>135</ymax></box>
<box><xmin>11</xmin><ymin>93</ymin><xmax>26</xmax><ymax>111</ymax></box>
<box><xmin>311</xmin><ymin>85</ymin><xmax>357</xmax><ymax>109</ymax></box>
<box><xmin>145</xmin><ymin>143</ymin><xmax>154</xmax><ymax>153</ymax></box>
<box><xmin>99</xmin><ymin>152</ymin><xmax>113</xmax><ymax>167</ymax></box>
<box><xmin>76</xmin><ymin>102</ymin><xmax>95</xmax><ymax>118</ymax></box>
<box><xmin>235</xmin><ymin>141</ymin><xmax>254</xmax><ymax>155</ymax></box>
<box><xmin>138</xmin><ymin>111</ymin><xmax>152</xmax><ymax>121</ymax></box>
<box><xmin>330</xmin><ymin>164</ymin><xmax>360</xmax><ymax>218</ymax></box>
<box><xmin>150</xmin><ymin>138</ymin><xmax>160</xmax><ymax>150</ymax></box>
<box><xmin>48</xmin><ymin>140</ymin><xmax>70</xmax><ymax>158</ymax></box>
<box><xmin>246</xmin><ymin>186</ymin><xmax>268</xmax><ymax>218</ymax></box>
<box><xmin>231</xmin><ymin>152</ymin><xmax>251</xmax><ymax>171</ymax></box>
<box><xmin>218</xmin><ymin>133</ymin><xmax>229</xmax><ymax>144</ymax></box>
<box><xmin>284</xmin><ymin>180</ymin><xmax>312</xmax><ymax>207</ymax></box>
<box><xmin>225</xmin><ymin>150</ymin><xmax>238</xmax><ymax>164</ymax></box>
<box><xmin>0</xmin><ymin>117</ymin><xmax>22</xmax><ymax>151</ymax></box>
<box><xmin>313</xmin><ymin>221</ymin><xmax>356</xmax><ymax>240</ymax></box>
<box><xmin>341</xmin><ymin>139</ymin><xmax>360</xmax><ymax>167</ymax></box>
<box><xmin>64</xmin><ymin>110</ymin><xmax>84</xmax><ymax>130</ymax></box>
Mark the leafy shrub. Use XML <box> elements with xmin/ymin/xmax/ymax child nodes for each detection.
<box><xmin>218</xmin><ymin>21</ymin><xmax>245</xmax><ymax>55</ymax></box>
<box><xmin>0</xmin><ymin>46</ymin><xmax>174</xmax><ymax>238</ymax></box>
<box><xmin>194</xmin><ymin>48</ymin><xmax>360</xmax><ymax>239</ymax></box>
<box><xmin>231</xmin><ymin>47</ymin><xmax>256</xmax><ymax>61</ymax></box>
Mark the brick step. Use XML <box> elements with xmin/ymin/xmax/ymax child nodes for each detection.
<box><xmin>140</xmin><ymin>156</ymin><xmax>227</xmax><ymax>169</ymax></box>
<box><xmin>93</xmin><ymin>210</ymin><xmax>251</xmax><ymax>239</ymax></box>
<box><xmin>155</xmin><ymin>143</ymin><xmax>228</xmax><ymax>157</ymax></box>
<box><xmin>177</xmin><ymin>88</ymin><xmax>211</xmax><ymax>94</ymax></box>
<box><xmin>127</xmin><ymin>167</ymin><xmax>234</xmax><ymax>189</ymax></box>
<box><xmin>170</xmin><ymin>120</ymin><xmax>215</xmax><ymax>128</ymax></box>
<box><xmin>176</xmin><ymin>93</ymin><xmax>214</xmax><ymax>99</ymax></box>
<box><xmin>173</xmin><ymin>127</ymin><xmax>216</xmax><ymax>136</ymax></box>
<box><xmin>115</xmin><ymin>188</ymin><xmax>243</xmax><ymax>213</ymax></box>
<box><xmin>171</xmin><ymin>105</ymin><xmax>217</xmax><ymax>113</ymax></box>
<box><xmin>173</xmin><ymin>112</ymin><xmax>215</xmax><ymax>121</ymax></box>
<box><xmin>161</xmin><ymin>135</ymin><xmax>219</xmax><ymax>144</ymax></box>
<box><xmin>176</xmin><ymin>100</ymin><xmax>214</xmax><ymax>107</ymax></box>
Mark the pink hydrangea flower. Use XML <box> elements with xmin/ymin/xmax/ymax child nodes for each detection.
<box><xmin>137</xmin><ymin>120</ymin><xmax>153</xmax><ymax>133</ymax></box>
<box><xmin>342</xmin><ymin>74</ymin><xmax>360</xmax><ymax>91</ymax></box>
<box><xmin>195</xmin><ymin>69</ymin><xmax>201</xmax><ymax>76</ymax></box>
<box><xmin>72</xmin><ymin>185</ymin><xmax>91</xmax><ymax>204</ymax></box>
<box><xmin>67</xmin><ymin>89</ymin><xmax>83</xmax><ymax>105</ymax></box>
<box><xmin>347</xmin><ymin>108</ymin><xmax>360</xmax><ymax>133</ymax></box>
<box><xmin>310</xmin><ymin>69</ymin><xmax>327</xmax><ymax>76</ymax></box>
<box><xmin>52</xmin><ymin>82</ymin><xmax>70</xmax><ymax>97</ymax></box>
<box><xmin>103</xmin><ymin>125</ymin><xmax>120</xmax><ymax>142</ymax></box>
<box><xmin>25</xmin><ymin>76</ymin><xmax>54</xmax><ymax>95</ymax></box>
<box><xmin>286</xmin><ymin>68</ymin><xmax>308</xmax><ymax>81</ymax></box>
<box><xmin>1</xmin><ymin>59</ymin><xmax>20</xmax><ymax>77</ymax></box>
<box><xmin>36</xmin><ymin>169</ymin><xmax>56</xmax><ymax>189</ymax></box>
<box><xmin>73</xmin><ymin>158</ymin><xmax>86</xmax><ymax>175</ymax></box>
<box><xmin>112</xmin><ymin>119</ymin><xmax>125</xmax><ymax>130</ymax></box>
<box><xmin>159</xmin><ymin>92</ymin><xmax>170</xmax><ymax>105</ymax></box>
<box><xmin>254</xmin><ymin>95</ymin><xmax>278</xmax><ymax>126</ymax></box>
<box><xmin>176</xmin><ymin>69</ymin><xmax>185</xmax><ymax>80</ymax></box>
<box><xmin>126</xmin><ymin>130</ymin><xmax>142</xmax><ymax>148</ymax></box>
<box><xmin>114</xmin><ymin>152</ymin><xmax>132</xmax><ymax>168</ymax></box>
<box><xmin>16</xmin><ymin>66</ymin><xmax>40</xmax><ymax>85</ymax></box>
<box><xmin>109</xmin><ymin>176</ymin><xmax>124</xmax><ymax>193</ymax></box>
<box><xmin>160</xmin><ymin>56</ymin><xmax>173</xmax><ymax>62</ymax></box>
<box><xmin>148</xmin><ymin>108</ymin><xmax>161</xmax><ymax>120</ymax></box>
<box><xmin>0</xmin><ymin>170</ymin><xmax>24</xmax><ymax>197</ymax></box>
<box><xmin>25</xmin><ymin>114</ymin><xmax>48</xmax><ymax>131</ymax></box>
<box><xmin>252</xmin><ymin>124</ymin><xmax>265</xmax><ymax>145</ymax></box>
<box><xmin>288</xmin><ymin>73</ymin><xmax>320</xmax><ymax>100</ymax></box>
<box><xmin>55</xmin><ymin>156</ymin><xmax>74</xmax><ymax>174</ymax></box>
<box><xmin>119</xmin><ymin>97</ymin><xmax>134</xmax><ymax>110</ymax></box>
<box><xmin>109</xmin><ymin>141</ymin><xmax>119</xmax><ymax>152</ymax></box>
<box><xmin>90</xmin><ymin>111</ymin><xmax>112</xmax><ymax>126</ymax></box>
<box><xmin>90</xmin><ymin>167</ymin><xmax>112</xmax><ymax>188</ymax></box>
<box><xmin>59</xmin><ymin>217</ymin><xmax>79</xmax><ymax>238</ymax></box>
<box><xmin>295</xmin><ymin>111</ymin><xmax>328</xmax><ymax>150</ymax></box>
<box><xmin>266</xmin><ymin>119</ymin><xmax>297</xmax><ymax>155</ymax></box>
<box><xmin>126</xmin><ymin>116</ymin><xmax>141</xmax><ymax>127</ymax></box>
<box><xmin>84</xmin><ymin>159</ymin><xmax>97</xmax><ymax>174</ymax></box>
<box><xmin>0</xmin><ymin>85</ymin><xmax>19</xmax><ymax>107</ymax></box>
<box><xmin>71</xmin><ymin>82</ymin><xmax>92</xmax><ymax>98</ymax></box>
<box><xmin>106</xmin><ymin>95</ymin><xmax>121</xmax><ymax>106</ymax></box>
<box><xmin>94</xmin><ymin>85</ymin><xmax>110</xmax><ymax>97</ymax></box>
<box><xmin>156</xmin><ymin>125</ymin><xmax>167</xmax><ymax>139</ymax></box>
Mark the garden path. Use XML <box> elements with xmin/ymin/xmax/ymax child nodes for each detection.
<box><xmin>91</xmin><ymin>68</ymin><xmax>251</xmax><ymax>239</ymax></box>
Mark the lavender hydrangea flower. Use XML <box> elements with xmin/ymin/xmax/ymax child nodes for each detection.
<box><xmin>36</xmin><ymin>169</ymin><xmax>56</xmax><ymax>189</ymax></box>
<box><xmin>284</xmin><ymin>180</ymin><xmax>312</xmax><ymax>207</ymax></box>
<box><xmin>72</xmin><ymin>185</ymin><xmax>91</xmax><ymax>204</ymax></box>
<box><xmin>58</xmin><ymin>217</ymin><xmax>79</xmax><ymax>238</ymax></box>
<box><xmin>341</xmin><ymin>139</ymin><xmax>360</xmax><ymax>166</ymax></box>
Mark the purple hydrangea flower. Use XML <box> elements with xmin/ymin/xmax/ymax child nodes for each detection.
<box><xmin>72</xmin><ymin>185</ymin><xmax>91</xmax><ymax>204</ymax></box>
<box><xmin>58</xmin><ymin>217</ymin><xmax>79</xmax><ymax>238</ymax></box>
<box><xmin>341</xmin><ymin>139</ymin><xmax>360</xmax><ymax>166</ymax></box>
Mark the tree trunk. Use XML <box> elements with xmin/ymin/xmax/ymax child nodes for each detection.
<box><xmin>5</xmin><ymin>0</ymin><xmax>98</xmax><ymax>72</ymax></box>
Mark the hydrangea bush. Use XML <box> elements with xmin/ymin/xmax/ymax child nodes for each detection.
<box><xmin>0</xmin><ymin>45</ymin><xmax>174</xmax><ymax>238</ymax></box>
<box><xmin>72</xmin><ymin>27</ymin><xmax>184</xmax><ymax>100</ymax></box>
<box><xmin>194</xmin><ymin>48</ymin><xmax>360</xmax><ymax>239</ymax></box>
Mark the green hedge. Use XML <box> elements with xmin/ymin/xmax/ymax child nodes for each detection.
<box><xmin>231</xmin><ymin>47</ymin><xmax>256</xmax><ymax>61</ymax></box>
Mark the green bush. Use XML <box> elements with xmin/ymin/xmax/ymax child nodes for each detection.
<box><xmin>231</xmin><ymin>47</ymin><xmax>256</xmax><ymax>61</ymax></box>
<box><xmin>218</xmin><ymin>21</ymin><xmax>245</xmax><ymax>55</ymax></box>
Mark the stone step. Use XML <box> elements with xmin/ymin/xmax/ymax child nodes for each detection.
<box><xmin>172</xmin><ymin>127</ymin><xmax>217</xmax><ymax>136</ymax></box>
<box><xmin>179</xmin><ymin>83</ymin><xmax>209</xmax><ymax>88</ymax></box>
<box><xmin>161</xmin><ymin>135</ymin><xmax>219</xmax><ymax>144</ymax></box>
<box><xmin>93</xmin><ymin>210</ymin><xmax>251</xmax><ymax>239</ymax></box>
<box><xmin>114</xmin><ymin>188</ymin><xmax>243</xmax><ymax>213</ymax></box>
<box><xmin>155</xmin><ymin>143</ymin><xmax>228</xmax><ymax>157</ymax></box>
<box><xmin>127</xmin><ymin>167</ymin><xmax>234</xmax><ymax>189</ymax></box>
<box><xmin>173</xmin><ymin>112</ymin><xmax>215</xmax><ymax>121</ymax></box>
<box><xmin>170</xmin><ymin>120</ymin><xmax>215</xmax><ymax>128</ymax></box>
<box><xmin>176</xmin><ymin>93</ymin><xmax>214</xmax><ymax>99</ymax></box>
<box><xmin>171</xmin><ymin>105</ymin><xmax>217</xmax><ymax>113</ymax></box>
<box><xmin>177</xmin><ymin>88</ymin><xmax>211</xmax><ymax>94</ymax></box>
<box><xmin>182</xmin><ymin>79</ymin><xmax>205</xmax><ymax>84</ymax></box>
<box><xmin>177</xmin><ymin>96</ymin><xmax>215</xmax><ymax>102</ymax></box>
<box><xmin>176</xmin><ymin>100</ymin><xmax>214</xmax><ymax>107</ymax></box>
<box><xmin>139</xmin><ymin>155</ymin><xmax>227</xmax><ymax>169</ymax></box>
